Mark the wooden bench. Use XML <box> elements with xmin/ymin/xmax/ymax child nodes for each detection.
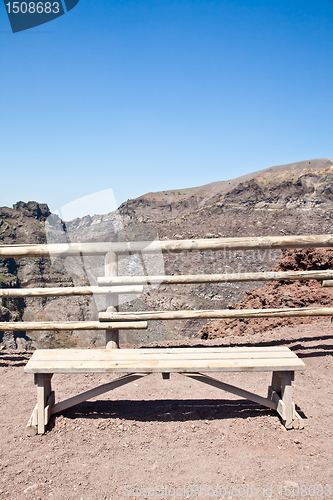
<box><xmin>2</xmin><ymin>234</ymin><xmax>332</xmax><ymax>434</ymax></box>
<box><xmin>24</xmin><ymin>345</ymin><xmax>305</xmax><ymax>434</ymax></box>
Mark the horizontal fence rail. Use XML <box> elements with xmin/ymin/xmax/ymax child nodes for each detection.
<box><xmin>321</xmin><ymin>280</ymin><xmax>333</xmax><ymax>287</ymax></box>
<box><xmin>0</xmin><ymin>321</ymin><xmax>148</xmax><ymax>331</ymax></box>
<box><xmin>0</xmin><ymin>285</ymin><xmax>143</xmax><ymax>298</ymax></box>
<box><xmin>99</xmin><ymin>307</ymin><xmax>333</xmax><ymax>322</ymax></box>
<box><xmin>1</xmin><ymin>234</ymin><xmax>333</xmax><ymax>257</ymax></box>
<box><xmin>97</xmin><ymin>270</ymin><xmax>333</xmax><ymax>286</ymax></box>
<box><xmin>1</xmin><ymin>235</ymin><xmax>332</xmax><ymax>343</ymax></box>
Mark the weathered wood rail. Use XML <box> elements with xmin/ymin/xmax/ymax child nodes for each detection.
<box><xmin>1</xmin><ymin>234</ymin><xmax>330</xmax><ymax>434</ymax></box>
<box><xmin>0</xmin><ymin>285</ymin><xmax>143</xmax><ymax>297</ymax></box>
<box><xmin>99</xmin><ymin>306</ymin><xmax>333</xmax><ymax>322</ymax></box>
<box><xmin>1</xmin><ymin>233</ymin><xmax>333</xmax><ymax>257</ymax></box>
<box><xmin>98</xmin><ymin>269</ymin><xmax>333</xmax><ymax>285</ymax></box>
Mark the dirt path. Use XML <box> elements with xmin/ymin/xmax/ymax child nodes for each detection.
<box><xmin>0</xmin><ymin>321</ymin><xmax>332</xmax><ymax>500</ymax></box>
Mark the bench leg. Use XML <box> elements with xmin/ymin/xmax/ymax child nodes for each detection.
<box><xmin>280</xmin><ymin>372</ymin><xmax>293</xmax><ymax>429</ymax></box>
<box><xmin>26</xmin><ymin>374</ymin><xmax>54</xmax><ymax>435</ymax></box>
<box><xmin>37</xmin><ymin>374</ymin><xmax>46</xmax><ymax>434</ymax></box>
<box><xmin>268</xmin><ymin>371</ymin><xmax>303</xmax><ymax>430</ymax></box>
<box><xmin>269</xmin><ymin>371</ymin><xmax>281</xmax><ymax>396</ymax></box>
<box><xmin>26</xmin><ymin>404</ymin><xmax>38</xmax><ymax>437</ymax></box>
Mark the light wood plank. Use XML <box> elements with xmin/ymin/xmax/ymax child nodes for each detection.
<box><xmin>1</xmin><ymin>233</ymin><xmax>333</xmax><ymax>257</ymax></box>
<box><xmin>268</xmin><ymin>387</ymin><xmax>287</xmax><ymax>421</ymax></box>
<box><xmin>24</xmin><ymin>346</ymin><xmax>298</xmax><ymax>362</ymax></box>
<box><xmin>99</xmin><ymin>306</ymin><xmax>333</xmax><ymax>322</ymax></box>
<box><xmin>26</xmin><ymin>404</ymin><xmax>38</xmax><ymax>437</ymax></box>
<box><xmin>25</xmin><ymin>357</ymin><xmax>305</xmax><ymax>374</ymax></box>
<box><xmin>26</xmin><ymin>349</ymin><xmax>299</xmax><ymax>362</ymax></box>
<box><xmin>27</xmin><ymin>346</ymin><xmax>292</xmax><ymax>358</ymax></box>
<box><xmin>280</xmin><ymin>372</ymin><xmax>294</xmax><ymax>429</ymax></box>
<box><xmin>44</xmin><ymin>396</ymin><xmax>54</xmax><ymax>426</ymax></box>
<box><xmin>0</xmin><ymin>285</ymin><xmax>143</xmax><ymax>298</ymax></box>
<box><xmin>321</xmin><ymin>280</ymin><xmax>333</xmax><ymax>287</ymax></box>
<box><xmin>37</xmin><ymin>374</ymin><xmax>46</xmax><ymax>434</ymax></box>
<box><xmin>0</xmin><ymin>321</ymin><xmax>147</xmax><ymax>331</ymax></box>
<box><xmin>98</xmin><ymin>269</ymin><xmax>333</xmax><ymax>286</ymax></box>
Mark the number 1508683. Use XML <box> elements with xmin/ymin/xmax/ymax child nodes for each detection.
<box><xmin>5</xmin><ymin>2</ymin><xmax>60</xmax><ymax>14</ymax></box>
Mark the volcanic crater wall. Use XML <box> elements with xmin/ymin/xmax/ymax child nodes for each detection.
<box><xmin>1</xmin><ymin>159</ymin><xmax>333</xmax><ymax>348</ymax></box>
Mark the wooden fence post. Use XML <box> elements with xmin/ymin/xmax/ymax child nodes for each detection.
<box><xmin>104</xmin><ymin>251</ymin><xmax>119</xmax><ymax>349</ymax></box>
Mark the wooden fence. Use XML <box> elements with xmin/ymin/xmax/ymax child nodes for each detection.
<box><xmin>1</xmin><ymin>233</ymin><xmax>333</xmax><ymax>348</ymax></box>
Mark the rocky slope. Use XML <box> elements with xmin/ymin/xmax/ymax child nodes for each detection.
<box><xmin>1</xmin><ymin>158</ymin><xmax>333</xmax><ymax>348</ymax></box>
<box><xmin>0</xmin><ymin>202</ymin><xmax>97</xmax><ymax>349</ymax></box>
<box><xmin>199</xmin><ymin>248</ymin><xmax>333</xmax><ymax>339</ymax></box>
<box><xmin>117</xmin><ymin>157</ymin><xmax>333</xmax><ymax>224</ymax></box>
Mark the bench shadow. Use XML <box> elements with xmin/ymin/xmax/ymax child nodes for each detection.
<box><xmin>0</xmin><ymin>352</ymin><xmax>31</xmax><ymax>367</ymax></box>
<box><xmin>58</xmin><ymin>398</ymin><xmax>275</xmax><ymax>424</ymax></box>
<box><xmin>147</xmin><ymin>334</ymin><xmax>333</xmax><ymax>359</ymax></box>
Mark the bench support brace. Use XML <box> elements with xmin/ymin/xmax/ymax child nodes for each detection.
<box><xmin>26</xmin><ymin>373</ymin><xmax>148</xmax><ymax>435</ymax></box>
<box><xmin>183</xmin><ymin>371</ymin><xmax>303</xmax><ymax>430</ymax></box>
<box><xmin>26</xmin><ymin>370</ymin><xmax>303</xmax><ymax>435</ymax></box>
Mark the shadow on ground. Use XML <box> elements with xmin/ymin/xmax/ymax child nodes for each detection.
<box><xmin>147</xmin><ymin>334</ymin><xmax>333</xmax><ymax>359</ymax></box>
<box><xmin>57</xmin><ymin>398</ymin><xmax>275</xmax><ymax>425</ymax></box>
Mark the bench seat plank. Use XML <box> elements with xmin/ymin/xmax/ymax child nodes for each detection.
<box><xmin>24</xmin><ymin>347</ymin><xmax>299</xmax><ymax>362</ymax></box>
<box><xmin>25</xmin><ymin>347</ymin><xmax>305</xmax><ymax>374</ymax></box>
<box><xmin>25</xmin><ymin>346</ymin><xmax>294</xmax><ymax>356</ymax></box>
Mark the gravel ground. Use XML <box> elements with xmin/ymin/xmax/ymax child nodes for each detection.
<box><xmin>0</xmin><ymin>321</ymin><xmax>332</xmax><ymax>500</ymax></box>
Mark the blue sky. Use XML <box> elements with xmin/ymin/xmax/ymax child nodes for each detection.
<box><xmin>1</xmin><ymin>0</ymin><xmax>332</xmax><ymax>218</ymax></box>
